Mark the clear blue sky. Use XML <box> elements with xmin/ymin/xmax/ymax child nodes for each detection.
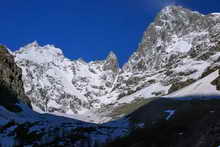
<box><xmin>0</xmin><ymin>0</ymin><xmax>219</xmax><ymax>65</ymax></box>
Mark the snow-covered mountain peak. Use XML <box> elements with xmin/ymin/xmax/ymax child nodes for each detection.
<box><xmin>15</xmin><ymin>42</ymin><xmax>64</xmax><ymax>64</ymax></box>
<box><xmin>123</xmin><ymin>5</ymin><xmax>220</xmax><ymax>73</ymax></box>
<box><xmin>106</xmin><ymin>51</ymin><xmax>117</xmax><ymax>60</ymax></box>
<box><xmin>24</xmin><ymin>41</ymin><xmax>39</xmax><ymax>48</ymax></box>
<box><xmin>76</xmin><ymin>57</ymin><xmax>87</xmax><ymax>63</ymax></box>
<box><xmin>159</xmin><ymin>5</ymin><xmax>183</xmax><ymax>15</ymax></box>
<box><xmin>154</xmin><ymin>5</ymin><xmax>209</xmax><ymax>34</ymax></box>
<box><xmin>14</xmin><ymin>42</ymin><xmax>121</xmax><ymax>121</ymax></box>
<box><xmin>159</xmin><ymin>5</ymin><xmax>201</xmax><ymax>17</ymax></box>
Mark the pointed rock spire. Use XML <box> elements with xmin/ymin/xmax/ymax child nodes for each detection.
<box><xmin>106</xmin><ymin>51</ymin><xmax>117</xmax><ymax>61</ymax></box>
<box><xmin>103</xmin><ymin>51</ymin><xmax>119</xmax><ymax>72</ymax></box>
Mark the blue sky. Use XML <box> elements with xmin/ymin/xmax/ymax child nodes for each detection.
<box><xmin>0</xmin><ymin>0</ymin><xmax>220</xmax><ymax>65</ymax></box>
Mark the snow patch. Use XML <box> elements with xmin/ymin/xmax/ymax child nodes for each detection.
<box><xmin>168</xmin><ymin>70</ymin><xmax>220</xmax><ymax>97</ymax></box>
<box><xmin>167</xmin><ymin>40</ymin><xmax>191</xmax><ymax>53</ymax></box>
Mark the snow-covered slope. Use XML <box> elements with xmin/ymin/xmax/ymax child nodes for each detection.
<box><xmin>14</xmin><ymin>42</ymin><xmax>119</xmax><ymax>122</ymax></box>
<box><xmin>14</xmin><ymin>5</ymin><xmax>220</xmax><ymax>123</ymax></box>
<box><xmin>168</xmin><ymin>70</ymin><xmax>220</xmax><ymax>97</ymax></box>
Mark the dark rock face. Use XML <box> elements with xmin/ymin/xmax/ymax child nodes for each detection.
<box><xmin>0</xmin><ymin>45</ymin><xmax>30</xmax><ymax>109</ymax></box>
<box><xmin>211</xmin><ymin>69</ymin><xmax>220</xmax><ymax>90</ymax></box>
<box><xmin>168</xmin><ymin>79</ymin><xmax>195</xmax><ymax>94</ymax></box>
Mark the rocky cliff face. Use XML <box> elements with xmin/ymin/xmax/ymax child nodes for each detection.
<box><xmin>14</xmin><ymin>5</ymin><xmax>220</xmax><ymax>123</ymax></box>
<box><xmin>0</xmin><ymin>45</ymin><xmax>30</xmax><ymax>110</ymax></box>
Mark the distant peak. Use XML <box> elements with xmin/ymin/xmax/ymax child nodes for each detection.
<box><xmin>23</xmin><ymin>41</ymin><xmax>57</xmax><ymax>50</ymax></box>
<box><xmin>163</xmin><ymin>5</ymin><xmax>182</xmax><ymax>10</ymax></box>
<box><xmin>159</xmin><ymin>5</ymin><xmax>202</xmax><ymax>17</ymax></box>
<box><xmin>152</xmin><ymin>4</ymin><xmax>204</xmax><ymax>27</ymax></box>
<box><xmin>25</xmin><ymin>41</ymin><xmax>39</xmax><ymax>48</ymax></box>
<box><xmin>76</xmin><ymin>58</ymin><xmax>87</xmax><ymax>64</ymax></box>
<box><xmin>106</xmin><ymin>51</ymin><xmax>117</xmax><ymax>60</ymax></box>
<box><xmin>159</xmin><ymin>5</ymin><xmax>184</xmax><ymax>15</ymax></box>
<box><xmin>15</xmin><ymin>42</ymin><xmax>65</xmax><ymax>64</ymax></box>
<box><xmin>20</xmin><ymin>42</ymin><xmax>63</xmax><ymax>55</ymax></box>
<box><xmin>103</xmin><ymin>51</ymin><xmax>119</xmax><ymax>72</ymax></box>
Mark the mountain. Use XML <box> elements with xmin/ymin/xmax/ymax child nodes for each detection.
<box><xmin>2</xmin><ymin>4</ymin><xmax>220</xmax><ymax>144</ymax></box>
<box><xmin>14</xmin><ymin>41</ymin><xmax>120</xmax><ymax>122</ymax></box>
<box><xmin>120</xmin><ymin>5</ymin><xmax>220</xmax><ymax>97</ymax></box>
<box><xmin>14</xmin><ymin>5</ymin><xmax>220</xmax><ymax>123</ymax></box>
<box><xmin>2</xmin><ymin>43</ymin><xmax>220</xmax><ymax>147</ymax></box>
<box><xmin>0</xmin><ymin>44</ymin><xmax>129</xmax><ymax>147</ymax></box>
<box><xmin>0</xmin><ymin>45</ymin><xmax>132</xmax><ymax>147</ymax></box>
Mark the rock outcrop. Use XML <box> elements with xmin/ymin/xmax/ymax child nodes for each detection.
<box><xmin>0</xmin><ymin>45</ymin><xmax>30</xmax><ymax>110</ymax></box>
